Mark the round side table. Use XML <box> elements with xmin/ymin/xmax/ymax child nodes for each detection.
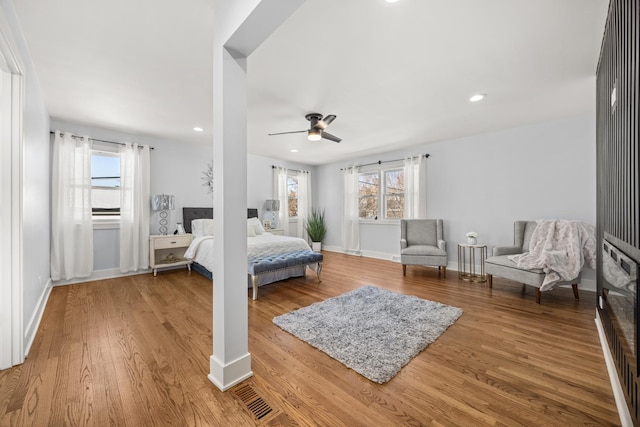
<box><xmin>457</xmin><ymin>243</ymin><xmax>488</xmax><ymax>283</ymax></box>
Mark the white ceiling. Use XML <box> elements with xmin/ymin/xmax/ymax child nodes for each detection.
<box><xmin>13</xmin><ymin>0</ymin><xmax>609</xmax><ymax>166</ymax></box>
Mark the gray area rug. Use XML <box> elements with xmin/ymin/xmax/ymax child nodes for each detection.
<box><xmin>272</xmin><ymin>285</ymin><xmax>463</xmax><ymax>383</ymax></box>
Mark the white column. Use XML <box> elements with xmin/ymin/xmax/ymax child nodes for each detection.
<box><xmin>209</xmin><ymin>0</ymin><xmax>306</xmax><ymax>391</ymax></box>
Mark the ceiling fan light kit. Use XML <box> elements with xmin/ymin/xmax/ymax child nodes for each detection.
<box><xmin>268</xmin><ymin>112</ymin><xmax>342</xmax><ymax>143</ymax></box>
<box><xmin>308</xmin><ymin>128</ymin><xmax>322</xmax><ymax>141</ymax></box>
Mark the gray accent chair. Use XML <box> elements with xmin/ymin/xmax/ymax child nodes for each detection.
<box><xmin>484</xmin><ymin>221</ymin><xmax>580</xmax><ymax>304</ymax></box>
<box><xmin>400</xmin><ymin>219</ymin><xmax>448</xmax><ymax>277</ymax></box>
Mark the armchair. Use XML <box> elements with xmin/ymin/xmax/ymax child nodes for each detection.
<box><xmin>484</xmin><ymin>221</ymin><xmax>580</xmax><ymax>304</ymax></box>
<box><xmin>400</xmin><ymin>219</ymin><xmax>448</xmax><ymax>277</ymax></box>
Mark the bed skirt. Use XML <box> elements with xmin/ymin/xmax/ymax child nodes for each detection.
<box><xmin>191</xmin><ymin>262</ymin><xmax>212</xmax><ymax>280</ymax></box>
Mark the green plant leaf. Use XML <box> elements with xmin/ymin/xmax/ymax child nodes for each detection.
<box><xmin>305</xmin><ymin>207</ymin><xmax>327</xmax><ymax>242</ymax></box>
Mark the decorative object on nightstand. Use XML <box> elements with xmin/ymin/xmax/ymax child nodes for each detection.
<box><xmin>149</xmin><ymin>234</ymin><xmax>193</xmax><ymax>276</ymax></box>
<box><xmin>466</xmin><ymin>231</ymin><xmax>478</xmax><ymax>245</ymax></box>
<box><xmin>152</xmin><ymin>194</ymin><xmax>175</xmax><ymax>235</ymax></box>
<box><xmin>265</xmin><ymin>199</ymin><xmax>280</xmax><ymax>228</ymax></box>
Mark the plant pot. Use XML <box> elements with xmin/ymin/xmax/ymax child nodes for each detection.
<box><xmin>311</xmin><ymin>241</ymin><xmax>322</xmax><ymax>252</ymax></box>
<box><xmin>467</xmin><ymin>237</ymin><xmax>477</xmax><ymax>245</ymax></box>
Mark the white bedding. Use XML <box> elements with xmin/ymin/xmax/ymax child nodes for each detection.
<box><xmin>185</xmin><ymin>232</ymin><xmax>313</xmax><ymax>284</ymax></box>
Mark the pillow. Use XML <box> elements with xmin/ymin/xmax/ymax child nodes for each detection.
<box><xmin>247</xmin><ymin>224</ymin><xmax>256</xmax><ymax>237</ymax></box>
<box><xmin>248</xmin><ymin>217</ymin><xmax>265</xmax><ymax>235</ymax></box>
<box><xmin>191</xmin><ymin>219</ymin><xmax>214</xmax><ymax>237</ymax></box>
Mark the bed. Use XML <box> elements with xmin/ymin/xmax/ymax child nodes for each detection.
<box><xmin>183</xmin><ymin>207</ymin><xmax>320</xmax><ymax>294</ymax></box>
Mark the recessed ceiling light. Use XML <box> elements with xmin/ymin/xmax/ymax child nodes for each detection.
<box><xmin>469</xmin><ymin>94</ymin><xmax>486</xmax><ymax>102</ymax></box>
<box><xmin>386</xmin><ymin>0</ymin><xmax>400</xmax><ymax>3</ymax></box>
<box><xmin>193</xmin><ymin>127</ymin><xmax>204</xmax><ymax>132</ymax></box>
<box><xmin>290</xmin><ymin>149</ymin><xmax>299</xmax><ymax>153</ymax></box>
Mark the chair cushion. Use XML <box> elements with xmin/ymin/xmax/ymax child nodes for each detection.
<box><xmin>405</xmin><ymin>221</ymin><xmax>437</xmax><ymax>246</ymax></box>
<box><xmin>485</xmin><ymin>254</ymin><xmax>545</xmax><ymax>287</ymax></box>
<box><xmin>401</xmin><ymin>245</ymin><xmax>447</xmax><ymax>257</ymax></box>
<box><xmin>485</xmin><ymin>255</ymin><xmax>544</xmax><ymax>274</ymax></box>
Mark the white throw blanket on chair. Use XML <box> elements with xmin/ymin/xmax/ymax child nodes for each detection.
<box><xmin>509</xmin><ymin>220</ymin><xmax>596</xmax><ymax>291</ymax></box>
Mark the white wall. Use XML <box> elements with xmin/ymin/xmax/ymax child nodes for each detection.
<box><xmin>0</xmin><ymin>0</ymin><xmax>52</xmax><ymax>347</ymax></box>
<box><xmin>318</xmin><ymin>114</ymin><xmax>596</xmax><ymax>265</ymax></box>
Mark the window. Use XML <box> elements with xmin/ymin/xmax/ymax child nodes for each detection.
<box><xmin>91</xmin><ymin>151</ymin><xmax>120</xmax><ymax>217</ymax></box>
<box><xmin>384</xmin><ymin>169</ymin><xmax>404</xmax><ymax>218</ymax></box>
<box><xmin>288</xmin><ymin>174</ymin><xmax>298</xmax><ymax>217</ymax></box>
<box><xmin>358</xmin><ymin>167</ymin><xmax>404</xmax><ymax>219</ymax></box>
<box><xmin>358</xmin><ymin>172</ymin><xmax>379</xmax><ymax>219</ymax></box>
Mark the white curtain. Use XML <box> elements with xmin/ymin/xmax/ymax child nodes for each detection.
<box><xmin>296</xmin><ymin>170</ymin><xmax>312</xmax><ymax>240</ymax></box>
<box><xmin>119</xmin><ymin>143</ymin><xmax>151</xmax><ymax>273</ymax></box>
<box><xmin>342</xmin><ymin>166</ymin><xmax>360</xmax><ymax>253</ymax></box>
<box><xmin>273</xmin><ymin>166</ymin><xmax>289</xmax><ymax>235</ymax></box>
<box><xmin>51</xmin><ymin>131</ymin><xmax>94</xmax><ymax>280</ymax></box>
<box><xmin>403</xmin><ymin>155</ymin><xmax>427</xmax><ymax>219</ymax></box>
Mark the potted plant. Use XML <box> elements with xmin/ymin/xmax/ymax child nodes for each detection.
<box><xmin>306</xmin><ymin>207</ymin><xmax>327</xmax><ymax>252</ymax></box>
<box><xmin>466</xmin><ymin>231</ymin><xmax>478</xmax><ymax>245</ymax></box>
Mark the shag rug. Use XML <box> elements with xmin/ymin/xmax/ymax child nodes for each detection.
<box><xmin>272</xmin><ymin>285</ymin><xmax>463</xmax><ymax>383</ymax></box>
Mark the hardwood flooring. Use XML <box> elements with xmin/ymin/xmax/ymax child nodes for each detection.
<box><xmin>0</xmin><ymin>252</ymin><xmax>620</xmax><ymax>426</ymax></box>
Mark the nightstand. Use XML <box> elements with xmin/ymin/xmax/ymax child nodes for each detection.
<box><xmin>149</xmin><ymin>234</ymin><xmax>194</xmax><ymax>276</ymax></box>
<box><xmin>267</xmin><ymin>228</ymin><xmax>285</xmax><ymax>236</ymax></box>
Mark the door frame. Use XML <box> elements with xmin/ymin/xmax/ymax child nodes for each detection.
<box><xmin>0</xmin><ymin>6</ymin><xmax>25</xmax><ymax>370</ymax></box>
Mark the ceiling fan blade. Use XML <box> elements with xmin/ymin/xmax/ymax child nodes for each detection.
<box><xmin>316</xmin><ymin>114</ymin><xmax>337</xmax><ymax>130</ymax></box>
<box><xmin>268</xmin><ymin>130</ymin><xmax>307</xmax><ymax>136</ymax></box>
<box><xmin>321</xmin><ymin>131</ymin><xmax>341</xmax><ymax>143</ymax></box>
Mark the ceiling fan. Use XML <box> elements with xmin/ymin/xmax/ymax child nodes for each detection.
<box><xmin>268</xmin><ymin>113</ymin><xmax>342</xmax><ymax>143</ymax></box>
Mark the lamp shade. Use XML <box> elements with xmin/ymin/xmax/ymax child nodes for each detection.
<box><xmin>265</xmin><ymin>199</ymin><xmax>280</xmax><ymax>211</ymax></box>
<box><xmin>152</xmin><ymin>194</ymin><xmax>175</xmax><ymax>211</ymax></box>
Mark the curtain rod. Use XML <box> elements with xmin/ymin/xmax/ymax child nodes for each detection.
<box><xmin>271</xmin><ymin>165</ymin><xmax>309</xmax><ymax>174</ymax></box>
<box><xmin>340</xmin><ymin>153</ymin><xmax>429</xmax><ymax>170</ymax></box>
<box><xmin>50</xmin><ymin>131</ymin><xmax>155</xmax><ymax>150</ymax></box>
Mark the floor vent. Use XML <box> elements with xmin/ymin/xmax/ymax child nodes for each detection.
<box><xmin>233</xmin><ymin>385</ymin><xmax>273</xmax><ymax>421</ymax></box>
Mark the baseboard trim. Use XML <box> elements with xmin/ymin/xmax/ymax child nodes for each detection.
<box><xmin>208</xmin><ymin>353</ymin><xmax>253</xmax><ymax>391</ymax></box>
<box><xmin>24</xmin><ymin>278</ymin><xmax>52</xmax><ymax>356</ymax></box>
<box><xmin>52</xmin><ymin>267</ymin><xmax>153</xmax><ymax>287</ymax></box>
<box><xmin>595</xmin><ymin>310</ymin><xmax>633</xmax><ymax>427</ymax></box>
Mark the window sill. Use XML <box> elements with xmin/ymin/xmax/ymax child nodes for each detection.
<box><xmin>359</xmin><ymin>219</ymin><xmax>401</xmax><ymax>225</ymax></box>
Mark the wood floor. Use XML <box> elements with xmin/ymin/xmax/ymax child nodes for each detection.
<box><xmin>0</xmin><ymin>252</ymin><xmax>620</xmax><ymax>426</ymax></box>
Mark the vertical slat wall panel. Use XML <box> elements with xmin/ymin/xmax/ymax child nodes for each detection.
<box><xmin>596</xmin><ymin>0</ymin><xmax>640</xmax><ymax>423</ymax></box>
<box><xmin>599</xmin><ymin>0</ymin><xmax>639</xmax><ymax>245</ymax></box>
<box><xmin>630</xmin><ymin>1</ymin><xmax>640</xmax><ymax>248</ymax></box>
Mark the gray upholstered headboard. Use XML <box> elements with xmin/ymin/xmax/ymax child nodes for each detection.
<box><xmin>182</xmin><ymin>207</ymin><xmax>258</xmax><ymax>233</ymax></box>
<box><xmin>183</xmin><ymin>207</ymin><xmax>213</xmax><ymax>233</ymax></box>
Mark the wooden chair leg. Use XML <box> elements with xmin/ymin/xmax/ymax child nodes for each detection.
<box><xmin>536</xmin><ymin>288</ymin><xmax>541</xmax><ymax>304</ymax></box>
<box><xmin>442</xmin><ymin>266</ymin><xmax>446</xmax><ymax>278</ymax></box>
<box><xmin>572</xmin><ymin>283</ymin><xmax>579</xmax><ymax>300</ymax></box>
<box><xmin>252</xmin><ymin>275</ymin><xmax>258</xmax><ymax>300</ymax></box>
<box><xmin>402</xmin><ymin>264</ymin><xmax>406</xmax><ymax>276</ymax></box>
<box><xmin>488</xmin><ymin>274</ymin><xmax>492</xmax><ymax>288</ymax></box>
